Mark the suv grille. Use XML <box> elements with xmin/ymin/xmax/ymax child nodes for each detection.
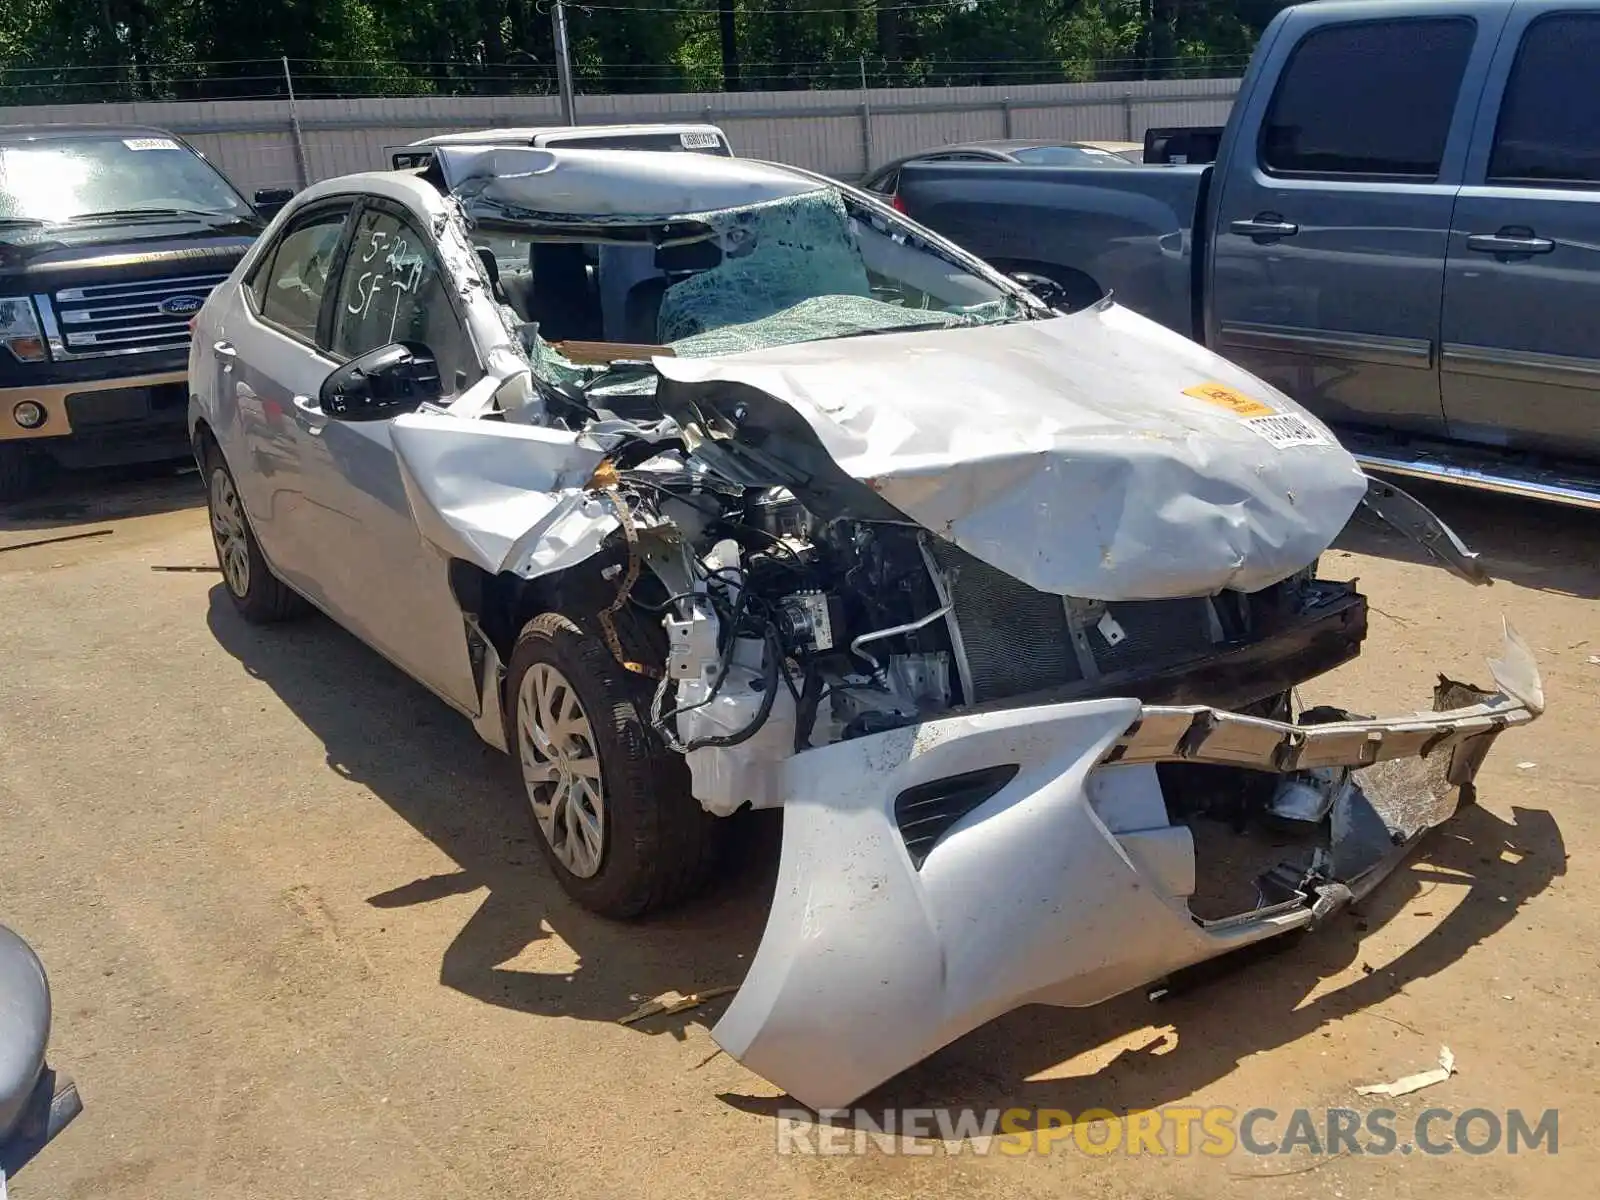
<box><xmin>44</xmin><ymin>272</ymin><xmax>228</xmax><ymax>359</ymax></box>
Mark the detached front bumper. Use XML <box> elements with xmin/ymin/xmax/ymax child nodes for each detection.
<box><xmin>712</xmin><ymin>625</ymin><xmax>1542</xmax><ymax>1110</ymax></box>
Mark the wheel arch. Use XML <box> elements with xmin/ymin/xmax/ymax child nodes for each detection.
<box><xmin>987</xmin><ymin>258</ymin><xmax>1105</xmax><ymax>311</ymax></box>
<box><xmin>449</xmin><ymin>547</ymin><xmax>673</xmax><ymax>728</ymax></box>
<box><xmin>191</xmin><ymin>416</ymin><xmax>218</xmax><ymax>466</ymax></box>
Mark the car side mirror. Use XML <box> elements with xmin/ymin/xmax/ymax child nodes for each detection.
<box><xmin>319</xmin><ymin>342</ymin><xmax>442</xmax><ymax>422</ymax></box>
<box><xmin>252</xmin><ymin>187</ymin><xmax>294</xmax><ymax>220</ymax></box>
<box><xmin>1008</xmin><ymin>271</ymin><xmax>1070</xmax><ymax>311</ymax></box>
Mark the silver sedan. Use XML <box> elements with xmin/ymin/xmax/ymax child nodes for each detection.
<box><xmin>189</xmin><ymin>145</ymin><xmax>1541</xmax><ymax>1110</ymax></box>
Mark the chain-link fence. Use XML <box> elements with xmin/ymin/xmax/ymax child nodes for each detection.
<box><xmin>0</xmin><ymin>52</ymin><xmax>1254</xmax><ymax>106</ymax></box>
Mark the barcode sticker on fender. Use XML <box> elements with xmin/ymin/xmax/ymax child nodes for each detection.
<box><xmin>1243</xmin><ymin>412</ymin><xmax>1330</xmax><ymax>449</ymax></box>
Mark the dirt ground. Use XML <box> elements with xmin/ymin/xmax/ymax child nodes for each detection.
<box><xmin>2</xmin><ymin>464</ymin><xmax>1595</xmax><ymax>1199</ymax></box>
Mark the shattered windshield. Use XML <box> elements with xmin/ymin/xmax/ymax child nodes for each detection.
<box><xmin>470</xmin><ymin>185</ymin><xmax>1028</xmax><ymax>395</ymax></box>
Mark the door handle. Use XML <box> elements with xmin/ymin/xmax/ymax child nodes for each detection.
<box><xmin>1466</xmin><ymin>229</ymin><xmax>1554</xmax><ymax>256</ymax></box>
<box><xmin>1230</xmin><ymin>214</ymin><xmax>1300</xmax><ymax>242</ymax></box>
<box><xmin>291</xmin><ymin>394</ymin><xmax>326</xmax><ymax>435</ymax></box>
<box><xmin>212</xmin><ymin>340</ymin><xmax>237</xmax><ymax>358</ymax></box>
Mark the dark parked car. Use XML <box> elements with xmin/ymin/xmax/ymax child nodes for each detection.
<box><xmin>860</xmin><ymin>139</ymin><xmax>1139</xmax><ymax>203</ymax></box>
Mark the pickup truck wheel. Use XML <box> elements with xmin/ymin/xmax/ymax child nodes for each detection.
<box><xmin>992</xmin><ymin>261</ymin><xmax>1103</xmax><ymax>313</ymax></box>
<box><xmin>202</xmin><ymin>443</ymin><xmax>308</xmax><ymax>624</ymax></box>
<box><xmin>507</xmin><ymin>612</ymin><xmax>721</xmax><ymax>919</ymax></box>
<box><xmin>0</xmin><ymin>444</ymin><xmax>41</xmax><ymax>503</ymax></box>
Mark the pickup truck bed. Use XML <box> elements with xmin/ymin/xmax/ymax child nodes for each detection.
<box><xmin>896</xmin><ymin>162</ymin><xmax>1207</xmax><ymax>337</ymax></box>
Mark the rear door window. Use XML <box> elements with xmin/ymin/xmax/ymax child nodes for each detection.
<box><xmin>1488</xmin><ymin>12</ymin><xmax>1600</xmax><ymax>186</ymax></box>
<box><xmin>1261</xmin><ymin>18</ymin><xmax>1477</xmax><ymax>178</ymax></box>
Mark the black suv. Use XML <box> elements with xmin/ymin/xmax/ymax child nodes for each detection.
<box><xmin>0</xmin><ymin>125</ymin><xmax>287</xmax><ymax>500</ymax></box>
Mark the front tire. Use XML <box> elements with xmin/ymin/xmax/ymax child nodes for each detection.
<box><xmin>506</xmin><ymin>612</ymin><xmax>721</xmax><ymax>919</ymax></box>
<box><xmin>202</xmin><ymin>441</ymin><xmax>307</xmax><ymax>624</ymax></box>
<box><xmin>0</xmin><ymin>444</ymin><xmax>42</xmax><ymax>504</ymax></box>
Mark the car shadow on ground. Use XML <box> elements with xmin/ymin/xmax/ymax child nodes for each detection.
<box><xmin>205</xmin><ymin>585</ymin><xmax>1565</xmax><ymax>1117</ymax></box>
<box><xmin>205</xmin><ymin>587</ymin><xmax>772</xmax><ymax>1041</ymax></box>
<box><xmin>1337</xmin><ymin>478</ymin><xmax>1600</xmax><ymax>600</ymax></box>
<box><xmin>0</xmin><ymin>460</ymin><xmax>202</xmax><ymax>534</ymax></box>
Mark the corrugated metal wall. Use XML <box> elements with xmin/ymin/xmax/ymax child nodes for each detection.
<box><xmin>0</xmin><ymin>77</ymin><xmax>1238</xmax><ymax>192</ymax></box>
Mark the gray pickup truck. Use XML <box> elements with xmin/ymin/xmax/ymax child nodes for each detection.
<box><xmin>895</xmin><ymin>0</ymin><xmax>1600</xmax><ymax>509</ymax></box>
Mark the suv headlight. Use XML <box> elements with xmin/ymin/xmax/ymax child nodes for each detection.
<box><xmin>0</xmin><ymin>297</ymin><xmax>48</xmax><ymax>362</ymax></box>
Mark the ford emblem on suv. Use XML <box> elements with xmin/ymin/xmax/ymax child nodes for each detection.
<box><xmin>159</xmin><ymin>294</ymin><xmax>205</xmax><ymax>317</ymax></box>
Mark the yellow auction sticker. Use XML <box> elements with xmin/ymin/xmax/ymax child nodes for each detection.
<box><xmin>1183</xmin><ymin>382</ymin><xmax>1277</xmax><ymax>418</ymax></box>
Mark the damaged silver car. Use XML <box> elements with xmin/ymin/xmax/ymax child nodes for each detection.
<box><xmin>189</xmin><ymin>146</ymin><xmax>1543</xmax><ymax>1110</ymax></box>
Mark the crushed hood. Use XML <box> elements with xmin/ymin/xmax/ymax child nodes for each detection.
<box><xmin>654</xmin><ymin>302</ymin><xmax>1370</xmax><ymax>600</ymax></box>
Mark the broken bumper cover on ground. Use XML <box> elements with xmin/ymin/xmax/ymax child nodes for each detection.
<box><xmin>712</xmin><ymin>625</ymin><xmax>1542</xmax><ymax>1111</ymax></box>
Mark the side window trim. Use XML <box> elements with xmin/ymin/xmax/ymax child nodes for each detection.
<box><xmin>1255</xmin><ymin>15</ymin><xmax>1479</xmax><ymax>182</ymax></box>
<box><xmin>246</xmin><ymin>198</ymin><xmax>358</xmax><ymax>348</ymax></box>
<box><xmin>315</xmin><ymin>197</ymin><xmax>374</xmax><ymax>349</ymax></box>
<box><xmin>324</xmin><ymin>196</ymin><xmax>481</xmax><ymax>369</ymax></box>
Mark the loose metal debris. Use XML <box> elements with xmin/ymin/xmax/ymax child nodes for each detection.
<box><xmin>617</xmin><ymin>986</ymin><xmax>741</xmax><ymax>1025</ymax></box>
<box><xmin>1355</xmin><ymin>1047</ymin><xmax>1457</xmax><ymax>1097</ymax></box>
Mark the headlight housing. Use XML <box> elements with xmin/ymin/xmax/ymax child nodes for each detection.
<box><xmin>0</xmin><ymin>297</ymin><xmax>48</xmax><ymax>362</ymax></box>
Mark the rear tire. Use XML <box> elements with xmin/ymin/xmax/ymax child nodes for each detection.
<box><xmin>992</xmin><ymin>260</ymin><xmax>1104</xmax><ymax>313</ymax></box>
<box><xmin>201</xmin><ymin>440</ymin><xmax>308</xmax><ymax>624</ymax></box>
<box><xmin>506</xmin><ymin>612</ymin><xmax>722</xmax><ymax>919</ymax></box>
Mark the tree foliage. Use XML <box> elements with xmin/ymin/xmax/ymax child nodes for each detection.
<box><xmin>0</xmin><ymin>1</ymin><xmax>1292</xmax><ymax>104</ymax></box>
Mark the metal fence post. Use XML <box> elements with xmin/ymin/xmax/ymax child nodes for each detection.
<box><xmin>859</xmin><ymin>55</ymin><xmax>873</xmax><ymax>177</ymax></box>
<box><xmin>552</xmin><ymin>0</ymin><xmax>577</xmax><ymax>124</ymax></box>
<box><xmin>1122</xmin><ymin>92</ymin><xmax>1135</xmax><ymax>142</ymax></box>
<box><xmin>281</xmin><ymin>57</ymin><xmax>311</xmax><ymax>188</ymax></box>
<box><xmin>1001</xmin><ymin>98</ymin><xmax>1013</xmax><ymax>138</ymax></box>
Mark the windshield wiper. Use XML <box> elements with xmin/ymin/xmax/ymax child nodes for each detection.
<box><xmin>0</xmin><ymin>218</ymin><xmax>46</xmax><ymax>229</ymax></box>
<box><xmin>578</xmin><ymin>359</ymin><xmax>658</xmax><ymax>392</ymax></box>
<box><xmin>68</xmin><ymin>207</ymin><xmax>241</xmax><ymax>224</ymax></box>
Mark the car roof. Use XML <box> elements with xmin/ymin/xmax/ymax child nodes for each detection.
<box><xmin>409</xmin><ymin>123</ymin><xmax>727</xmax><ymax>148</ymax></box>
<box><xmin>313</xmin><ymin>147</ymin><xmax>823</xmax><ymax>219</ymax></box>
<box><xmin>867</xmin><ymin>138</ymin><xmax>1135</xmax><ymax>178</ymax></box>
<box><xmin>1077</xmin><ymin>140</ymin><xmax>1143</xmax><ymax>153</ymax></box>
<box><xmin>0</xmin><ymin>123</ymin><xmax>185</xmax><ymax>145</ymax></box>
<box><xmin>923</xmin><ymin>139</ymin><xmax>1101</xmax><ymax>154</ymax></box>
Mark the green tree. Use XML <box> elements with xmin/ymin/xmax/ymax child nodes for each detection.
<box><xmin>0</xmin><ymin>0</ymin><xmax>1296</xmax><ymax>104</ymax></box>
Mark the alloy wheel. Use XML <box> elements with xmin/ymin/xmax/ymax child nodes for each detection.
<box><xmin>209</xmin><ymin>467</ymin><xmax>251</xmax><ymax>598</ymax></box>
<box><xmin>517</xmin><ymin>662</ymin><xmax>606</xmax><ymax>878</ymax></box>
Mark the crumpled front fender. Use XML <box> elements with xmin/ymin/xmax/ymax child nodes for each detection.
<box><xmin>713</xmin><ymin>629</ymin><xmax>1541</xmax><ymax>1111</ymax></box>
<box><xmin>711</xmin><ymin>698</ymin><xmax>1290</xmax><ymax>1111</ymax></box>
<box><xmin>388</xmin><ymin>411</ymin><xmax>616</xmax><ymax>576</ymax></box>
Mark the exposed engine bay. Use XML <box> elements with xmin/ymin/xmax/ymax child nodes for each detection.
<box><xmin>604</xmin><ymin>451</ymin><xmax>1365</xmax><ymax>823</ymax></box>
<box><xmin>583</xmin><ymin>446</ymin><xmax>1542</xmax><ymax>1111</ymax></box>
